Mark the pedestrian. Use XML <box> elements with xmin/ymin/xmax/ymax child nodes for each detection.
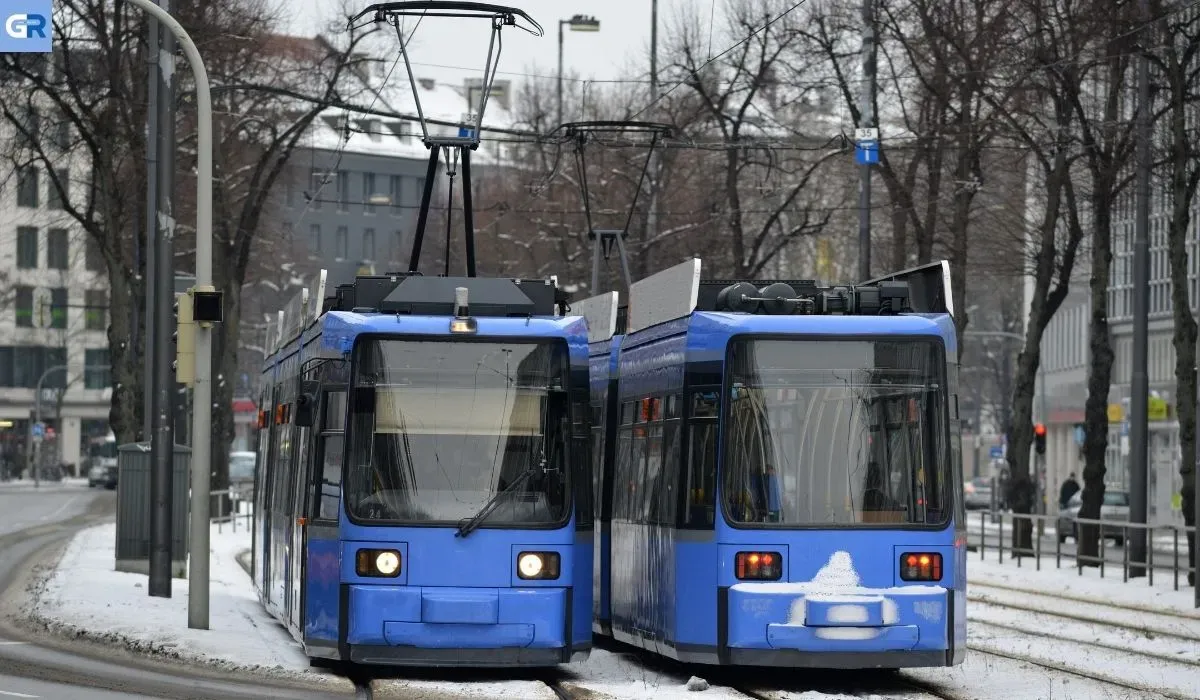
<box><xmin>1059</xmin><ymin>472</ymin><xmax>1080</xmax><ymax>509</ymax></box>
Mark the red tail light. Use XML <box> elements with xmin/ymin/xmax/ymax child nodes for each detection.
<box><xmin>900</xmin><ymin>552</ymin><xmax>943</xmax><ymax>581</ymax></box>
<box><xmin>735</xmin><ymin>551</ymin><xmax>783</xmax><ymax>580</ymax></box>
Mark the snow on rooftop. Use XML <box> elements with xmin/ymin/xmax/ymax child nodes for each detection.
<box><xmin>28</xmin><ymin>521</ymin><xmax>352</xmax><ymax>688</ymax></box>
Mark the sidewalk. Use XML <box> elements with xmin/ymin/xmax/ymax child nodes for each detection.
<box><xmin>0</xmin><ymin>477</ymin><xmax>90</xmax><ymax>489</ymax></box>
<box><xmin>969</xmin><ymin>546</ymin><xmax>1200</xmax><ymax>616</ymax></box>
<box><xmin>26</xmin><ymin>520</ymin><xmax>353</xmax><ymax>688</ymax></box>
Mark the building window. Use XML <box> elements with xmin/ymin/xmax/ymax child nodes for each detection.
<box><xmin>53</xmin><ymin>118</ymin><xmax>70</xmax><ymax>150</ymax></box>
<box><xmin>16</xmin><ymin>227</ymin><xmax>38</xmax><ymax>269</ymax></box>
<box><xmin>15</xmin><ymin>287</ymin><xmax>33</xmax><ymax>328</ymax></box>
<box><xmin>0</xmin><ymin>346</ymin><xmax>69</xmax><ymax>389</ymax></box>
<box><xmin>363</xmin><ymin>228</ymin><xmax>375</xmax><ymax>260</ymax></box>
<box><xmin>17</xmin><ymin>167</ymin><xmax>38</xmax><ymax>208</ymax></box>
<box><xmin>85</xmin><ymin>348</ymin><xmax>111</xmax><ymax>389</ymax></box>
<box><xmin>363</xmin><ymin>172</ymin><xmax>377</xmax><ymax>214</ymax></box>
<box><xmin>85</xmin><ymin>289</ymin><xmax>107</xmax><ymax>331</ymax></box>
<box><xmin>310</xmin><ymin>170</ymin><xmax>330</xmax><ymax>210</ymax></box>
<box><xmin>85</xmin><ymin>237</ymin><xmax>104</xmax><ymax>272</ymax></box>
<box><xmin>393</xmin><ymin>230</ymin><xmax>406</xmax><ymax>264</ymax></box>
<box><xmin>310</xmin><ymin>224</ymin><xmax>321</xmax><ymax>252</ymax></box>
<box><xmin>47</xmin><ymin>169</ymin><xmax>68</xmax><ymax>210</ymax></box>
<box><xmin>50</xmin><ymin>287</ymin><xmax>67</xmax><ymax>329</ymax></box>
<box><xmin>390</xmin><ymin>175</ymin><xmax>403</xmax><ymax>216</ymax></box>
<box><xmin>337</xmin><ymin>170</ymin><xmax>349</xmax><ymax>212</ymax></box>
<box><xmin>47</xmin><ymin>229</ymin><xmax>69</xmax><ymax>270</ymax></box>
<box><xmin>336</xmin><ymin>226</ymin><xmax>348</xmax><ymax>258</ymax></box>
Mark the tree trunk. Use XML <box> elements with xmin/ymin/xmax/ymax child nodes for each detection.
<box><xmin>1165</xmin><ymin>53</ymin><xmax>1199</xmax><ymax>586</ymax></box>
<box><xmin>1078</xmin><ymin>198</ymin><xmax>1114</xmax><ymax>561</ymax></box>
<box><xmin>106</xmin><ymin>269</ymin><xmax>144</xmax><ymax>445</ymax></box>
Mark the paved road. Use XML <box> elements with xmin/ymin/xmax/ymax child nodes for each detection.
<box><xmin>0</xmin><ymin>483</ymin><xmax>96</xmax><ymax>538</ymax></box>
<box><xmin>0</xmin><ymin>669</ymin><xmax>156</xmax><ymax>700</ymax></box>
<box><xmin>0</xmin><ymin>484</ymin><xmax>358</xmax><ymax>699</ymax></box>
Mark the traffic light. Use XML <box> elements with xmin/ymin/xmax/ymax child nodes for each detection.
<box><xmin>1034</xmin><ymin>423</ymin><xmax>1047</xmax><ymax>455</ymax></box>
<box><xmin>175</xmin><ymin>291</ymin><xmax>195</xmax><ymax>386</ymax></box>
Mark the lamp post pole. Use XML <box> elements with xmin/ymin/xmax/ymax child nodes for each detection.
<box><xmin>31</xmin><ymin>364</ymin><xmax>70</xmax><ymax>489</ymax></box>
<box><xmin>555</xmin><ymin>15</ymin><xmax>600</xmax><ymax>127</ymax></box>
<box><xmin>120</xmin><ymin>0</ymin><xmax>216</xmax><ymax>629</ymax></box>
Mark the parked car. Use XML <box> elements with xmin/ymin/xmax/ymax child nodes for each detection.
<box><xmin>85</xmin><ymin>434</ymin><xmax>119</xmax><ymax>489</ymax></box>
<box><xmin>1057</xmin><ymin>489</ymin><xmax>1130</xmax><ymax>545</ymax></box>
<box><xmin>229</xmin><ymin>451</ymin><xmax>255</xmax><ymax>499</ymax></box>
<box><xmin>964</xmin><ymin>476</ymin><xmax>993</xmax><ymax>510</ymax></box>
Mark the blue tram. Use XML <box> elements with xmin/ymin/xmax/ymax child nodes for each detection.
<box><xmin>583</xmin><ymin>259</ymin><xmax>967</xmax><ymax>669</ymax></box>
<box><xmin>251</xmin><ymin>271</ymin><xmax>594</xmax><ymax>667</ymax></box>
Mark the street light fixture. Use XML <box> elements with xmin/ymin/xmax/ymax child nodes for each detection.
<box><xmin>557</xmin><ymin>14</ymin><xmax>601</xmax><ymax>127</ymax></box>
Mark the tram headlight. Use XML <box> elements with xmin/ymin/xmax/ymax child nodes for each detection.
<box><xmin>516</xmin><ymin>551</ymin><xmax>561</xmax><ymax>580</ymax></box>
<box><xmin>355</xmin><ymin>548</ymin><xmax>402</xmax><ymax>577</ymax></box>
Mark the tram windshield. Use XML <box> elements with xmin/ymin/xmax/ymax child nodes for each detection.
<box><xmin>345</xmin><ymin>338</ymin><xmax>571</xmax><ymax>526</ymax></box>
<box><xmin>722</xmin><ymin>338</ymin><xmax>948</xmax><ymax>527</ymax></box>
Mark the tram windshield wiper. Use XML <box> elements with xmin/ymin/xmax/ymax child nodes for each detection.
<box><xmin>455</xmin><ymin>457</ymin><xmax>544</xmax><ymax>538</ymax></box>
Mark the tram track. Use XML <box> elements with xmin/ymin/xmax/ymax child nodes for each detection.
<box><xmin>968</xmin><ymin>579</ymin><xmax>1200</xmax><ymax>621</ymax></box>
<box><xmin>966</xmin><ymin>621</ymin><xmax>1199</xmax><ymax>700</ymax></box>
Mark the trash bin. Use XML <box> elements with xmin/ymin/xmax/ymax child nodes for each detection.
<box><xmin>114</xmin><ymin>442</ymin><xmax>191</xmax><ymax>578</ymax></box>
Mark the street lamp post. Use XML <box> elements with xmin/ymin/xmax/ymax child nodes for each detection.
<box><xmin>119</xmin><ymin>0</ymin><xmax>217</xmax><ymax>630</ymax></box>
<box><xmin>31</xmin><ymin>364</ymin><xmax>70</xmax><ymax>488</ymax></box>
<box><xmin>556</xmin><ymin>14</ymin><xmax>600</xmax><ymax>126</ymax></box>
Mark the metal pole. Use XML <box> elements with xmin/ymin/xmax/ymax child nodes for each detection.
<box><xmin>148</xmin><ymin>0</ymin><xmax>177</xmax><ymax>599</ymax></box>
<box><xmin>122</xmin><ymin>0</ymin><xmax>213</xmax><ymax>628</ymax></box>
<box><xmin>858</xmin><ymin>0</ymin><xmax>877</xmax><ymax>281</ymax></box>
<box><xmin>556</xmin><ymin>20</ymin><xmax>564</xmax><ymax>127</ymax></box>
<box><xmin>143</xmin><ymin>14</ymin><xmax>159</xmax><ymax>442</ymax></box>
<box><xmin>643</xmin><ymin>0</ymin><xmax>659</xmax><ymax>287</ymax></box>
<box><xmin>1129</xmin><ymin>0</ymin><xmax>1152</xmax><ymax>579</ymax></box>
<box><xmin>33</xmin><ymin>365</ymin><xmax>69</xmax><ymax>488</ymax></box>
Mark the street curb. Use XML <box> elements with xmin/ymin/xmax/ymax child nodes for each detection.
<box><xmin>6</xmin><ymin>520</ymin><xmax>355</xmax><ymax>694</ymax></box>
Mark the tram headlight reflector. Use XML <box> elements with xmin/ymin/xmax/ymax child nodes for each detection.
<box><xmin>899</xmin><ymin>552</ymin><xmax>942</xmax><ymax>581</ymax></box>
<box><xmin>355</xmin><ymin>548</ymin><xmax>402</xmax><ymax>577</ymax></box>
<box><xmin>735</xmin><ymin>551</ymin><xmax>783</xmax><ymax>580</ymax></box>
<box><xmin>517</xmin><ymin>551</ymin><xmax>561</xmax><ymax>580</ymax></box>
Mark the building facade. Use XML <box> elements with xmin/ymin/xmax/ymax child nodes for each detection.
<box><xmin>1032</xmin><ymin>182</ymin><xmax>1193</xmax><ymax>525</ymax></box>
<box><xmin>0</xmin><ymin>148</ymin><xmax>113</xmax><ymax>476</ymax></box>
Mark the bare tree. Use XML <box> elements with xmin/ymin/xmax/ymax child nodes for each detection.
<box><xmin>1071</xmin><ymin>4</ymin><xmax>1139</xmax><ymax>559</ymax></box>
<box><xmin>1150</xmin><ymin>0</ymin><xmax>1200</xmax><ymax>583</ymax></box>
<box><xmin>0</xmin><ymin>1</ymin><xmax>374</xmax><ymax>496</ymax></box>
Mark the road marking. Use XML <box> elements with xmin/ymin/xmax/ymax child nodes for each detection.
<box><xmin>39</xmin><ymin>495</ymin><xmax>78</xmax><ymax>523</ymax></box>
<box><xmin>0</xmin><ymin>690</ymin><xmax>38</xmax><ymax>698</ymax></box>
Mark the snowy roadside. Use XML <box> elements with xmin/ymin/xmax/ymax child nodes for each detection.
<box><xmin>969</xmin><ymin>548</ymin><xmax>1199</xmax><ymax>615</ymax></box>
<box><xmin>25</xmin><ymin>520</ymin><xmax>351</xmax><ymax>687</ymax></box>
<box><xmin>0</xmin><ymin>477</ymin><xmax>91</xmax><ymax>489</ymax></box>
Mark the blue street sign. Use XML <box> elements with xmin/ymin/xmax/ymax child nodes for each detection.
<box><xmin>31</xmin><ymin>422</ymin><xmax>45</xmax><ymax>438</ymax></box>
<box><xmin>458</xmin><ymin>126</ymin><xmax>475</xmax><ymax>138</ymax></box>
<box><xmin>989</xmin><ymin>446</ymin><xmax>1004</xmax><ymax>459</ymax></box>
<box><xmin>855</xmin><ymin>140</ymin><xmax>879</xmax><ymax>165</ymax></box>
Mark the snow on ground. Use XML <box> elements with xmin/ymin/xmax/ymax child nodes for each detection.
<box><xmin>969</xmin><ymin>549</ymin><xmax>1199</xmax><ymax>616</ymax></box>
<box><xmin>0</xmin><ymin>477</ymin><xmax>90</xmax><ymax>489</ymax></box>
<box><xmin>28</xmin><ymin>521</ymin><xmax>347</xmax><ymax>685</ymax></box>
<box><xmin>561</xmin><ymin>647</ymin><xmax>755</xmax><ymax>700</ymax></box>
<box><xmin>965</xmin><ymin>515</ymin><xmax>1183</xmax><ymax>551</ymax></box>
<box><xmin>905</xmin><ymin>651</ymin><xmax>1168</xmax><ymax>700</ymax></box>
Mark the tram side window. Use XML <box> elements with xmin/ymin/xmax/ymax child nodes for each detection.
<box><xmin>682</xmin><ymin>389</ymin><xmax>719</xmax><ymax>528</ymax></box>
<box><xmin>316</xmin><ymin>390</ymin><xmax>347</xmax><ymax>521</ymax></box>
<box><xmin>590</xmin><ymin>402</ymin><xmax>605</xmax><ymax>521</ymax></box>
<box><xmin>651</xmin><ymin>394</ymin><xmax>682</xmax><ymax>525</ymax></box>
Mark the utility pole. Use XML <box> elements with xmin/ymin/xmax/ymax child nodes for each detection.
<box><xmin>1129</xmin><ymin>0</ymin><xmax>1152</xmax><ymax>579</ymax></box>
<box><xmin>857</xmin><ymin>0</ymin><xmax>877</xmax><ymax>281</ymax></box>
<box><xmin>643</xmin><ymin>0</ymin><xmax>659</xmax><ymax>289</ymax></box>
<box><xmin>143</xmin><ymin>14</ymin><xmax>159</xmax><ymax>442</ymax></box>
<box><xmin>148</xmin><ymin>0</ymin><xmax>177</xmax><ymax>598</ymax></box>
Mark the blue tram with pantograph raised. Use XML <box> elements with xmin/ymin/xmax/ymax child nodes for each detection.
<box><xmin>251</xmin><ymin>270</ymin><xmax>594</xmax><ymax>667</ymax></box>
<box><xmin>575</xmin><ymin>258</ymin><xmax>967</xmax><ymax>669</ymax></box>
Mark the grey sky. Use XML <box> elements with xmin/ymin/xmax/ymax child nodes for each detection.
<box><xmin>285</xmin><ymin>1</ymin><xmax>707</xmax><ymax>87</ymax></box>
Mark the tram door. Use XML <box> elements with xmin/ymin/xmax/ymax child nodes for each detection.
<box><xmin>288</xmin><ymin>411</ymin><xmax>312</xmax><ymax>633</ymax></box>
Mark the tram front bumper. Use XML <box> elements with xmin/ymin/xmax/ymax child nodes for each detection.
<box><xmin>727</xmin><ymin>583</ymin><xmax>950</xmax><ymax>654</ymax></box>
<box><xmin>346</xmin><ymin>585</ymin><xmax>570</xmax><ymax>661</ymax></box>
